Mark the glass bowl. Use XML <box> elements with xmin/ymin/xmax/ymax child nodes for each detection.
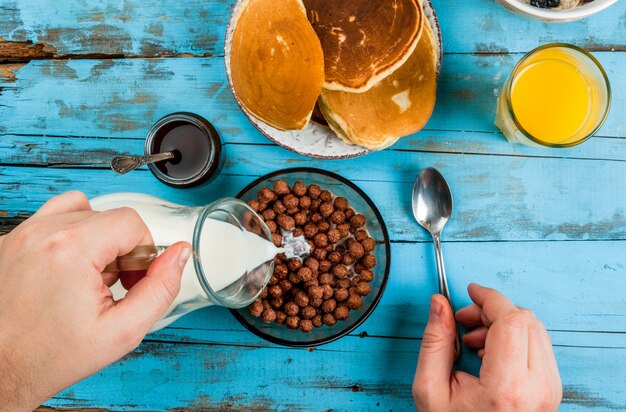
<box><xmin>230</xmin><ymin>168</ymin><xmax>391</xmax><ymax>347</ymax></box>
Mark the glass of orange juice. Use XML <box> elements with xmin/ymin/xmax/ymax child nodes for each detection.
<box><xmin>495</xmin><ymin>43</ymin><xmax>610</xmax><ymax>147</ymax></box>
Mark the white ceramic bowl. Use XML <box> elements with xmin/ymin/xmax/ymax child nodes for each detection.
<box><xmin>496</xmin><ymin>0</ymin><xmax>618</xmax><ymax>22</ymax></box>
<box><xmin>225</xmin><ymin>0</ymin><xmax>442</xmax><ymax>159</ymax></box>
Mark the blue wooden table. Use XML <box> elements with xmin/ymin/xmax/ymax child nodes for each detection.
<box><xmin>1</xmin><ymin>0</ymin><xmax>625</xmax><ymax>410</ymax></box>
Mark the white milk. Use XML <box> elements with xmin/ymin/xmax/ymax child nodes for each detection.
<box><xmin>90</xmin><ymin>193</ymin><xmax>283</xmax><ymax>331</ymax></box>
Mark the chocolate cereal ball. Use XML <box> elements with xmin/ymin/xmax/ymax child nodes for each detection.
<box><xmin>319</xmin><ymin>190</ymin><xmax>332</xmax><ymax>202</ymax></box>
<box><xmin>355</xmin><ymin>282</ymin><xmax>372</xmax><ymax>296</ymax></box>
<box><xmin>320</xmin><ymin>202</ymin><xmax>334</xmax><ymax>217</ymax></box>
<box><xmin>347</xmin><ymin>294</ymin><xmax>363</xmax><ymax>310</ymax></box>
<box><xmin>288</xmin><ymin>258</ymin><xmax>302</xmax><ymax>271</ymax></box>
<box><xmin>301</xmin><ymin>306</ymin><xmax>316</xmax><ymax>320</ymax></box>
<box><xmin>265</xmin><ymin>220</ymin><xmax>277</xmax><ymax>233</ymax></box>
<box><xmin>322</xmin><ymin>299</ymin><xmax>337</xmax><ymax>313</ymax></box>
<box><xmin>337</xmin><ymin>278</ymin><xmax>351</xmax><ymax>290</ymax></box>
<box><xmin>336</xmin><ymin>223</ymin><xmax>351</xmax><ymax>238</ymax></box>
<box><xmin>312</xmin><ymin>314</ymin><xmax>323</xmax><ymax>328</ymax></box>
<box><xmin>323</xmin><ymin>313</ymin><xmax>337</xmax><ymax>326</ymax></box>
<box><xmin>314</xmin><ymin>233</ymin><xmax>328</xmax><ymax>248</ymax></box>
<box><xmin>276</xmin><ymin>311</ymin><xmax>287</xmax><ymax>324</ymax></box>
<box><xmin>334</xmin><ymin>305</ymin><xmax>350</xmax><ymax>321</ymax></box>
<box><xmin>270</xmin><ymin>297</ymin><xmax>283</xmax><ymax>309</ymax></box>
<box><xmin>349</xmin><ymin>241</ymin><xmax>365</xmax><ymax>259</ymax></box>
<box><xmin>341</xmin><ymin>254</ymin><xmax>355</xmax><ymax>266</ymax></box>
<box><xmin>361</xmin><ymin>238</ymin><xmax>376</xmax><ymax>253</ymax></box>
<box><xmin>275</xmin><ymin>264</ymin><xmax>288</xmax><ymax>279</ymax></box>
<box><xmin>309</xmin><ymin>285</ymin><xmax>324</xmax><ymax>300</ymax></box>
<box><xmin>300</xmin><ymin>319</ymin><xmax>313</xmax><ymax>333</ymax></box>
<box><xmin>333</xmin><ymin>197</ymin><xmax>348</xmax><ymax>211</ymax></box>
<box><xmin>355</xmin><ymin>230</ymin><xmax>368</xmax><ymax>242</ymax></box>
<box><xmin>283</xmin><ymin>194</ymin><xmax>299</xmax><ymax>209</ymax></box>
<box><xmin>305</xmin><ymin>257</ymin><xmax>319</xmax><ymax>273</ymax></box>
<box><xmin>304</xmin><ymin>223</ymin><xmax>319</xmax><ymax>238</ymax></box>
<box><xmin>295</xmin><ymin>291</ymin><xmax>310</xmax><ymax>307</ymax></box>
<box><xmin>292</xmin><ymin>181</ymin><xmax>307</xmax><ymax>196</ymax></box>
<box><xmin>330</xmin><ymin>210</ymin><xmax>346</xmax><ymax>225</ymax></box>
<box><xmin>268</xmin><ymin>285</ymin><xmax>283</xmax><ymax>298</ymax></box>
<box><xmin>319</xmin><ymin>260</ymin><xmax>332</xmax><ymax>273</ymax></box>
<box><xmin>284</xmin><ymin>301</ymin><xmax>300</xmax><ymax>316</ymax></box>
<box><xmin>258</xmin><ymin>187</ymin><xmax>276</xmax><ymax>203</ymax></box>
<box><xmin>332</xmin><ymin>264</ymin><xmax>349</xmax><ymax>278</ymax></box>
<box><xmin>322</xmin><ymin>284</ymin><xmax>334</xmax><ymax>300</ymax></box>
<box><xmin>250</xmin><ymin>299</ymin><xmax>263</xmax><ymax>317</ymax></box>
<box><xmin>318</xmin><ymin>221</ymin><xmax>330</xmax><ymax>233</ymax></box>
<box><xmin>271</xmin><ymin>233</ymin><xmax>282</xmax><ymax>247</ymax></box>
<box><xmin>294</xmin><ymin>212</ymin><xmax>307</xmax><ymax>226</ymax></box>
<box><xmin>327</xmin><ymin>229</ymin><xmax>341</xmax><ymax>244</ymax></box>
<box><xmin>277</xmin><ymin>214</ymin><xmax>295</xmax><ymax>231</ymax></box>
<box><xmin>273</xmin><ymin>180</ymin><xmax>290</xmax><ymax>195</ymax></box>
<box><xmin>310</xmin><ymin>213</ymin><xmax>323</xmax><ymax>224</ymax></box>
<box><xmin>308</xmin><ymin>184</ymin><xmax>322</xmax><ymax>199</ymax></box>
<box><xmin>299</xmin><ymin>195</ymin><xmax>312</xmax><ymax>210</ymax></box>
<box><xmin>286</xmin><ymin>316</ymin><xmax>300</xmax><ymax>330</ymax></box>
<box><xmin>298</xmin><ymin>267</ymin><xmax>313</xmax><ymax>282</ymax></box>
<box><xmin>359</xmin><ymin>269</ymin><xmax>374</xmax><ymax>282</ymax></box>
<box><xmin>310</xmin><ymin>296</ymin><xmax>323</xmax><ymax>308</ymax></box>
<box><xmin>319</xmin><ymin>273</ymin><xmax>334</xmax><ymax>285</ymax></box>
<box><xmin>273</xmin><ymin>200</ymin><xmax>287</xmax><ymax>215</ymax></box>
<box><xmin>335</xmin><ymin>288</ymin><xmax>349</xmax><ymax>302</ymax></box>
<box><xmin>248</xmin><ymin>199</ymin><xmax>261</xmax><ymax>212</ymax></box>
<box><xmin>261</xmin><ymin>308</ymin><xmax>277</xmax><ymax>323</ymax></box>
<box><xmin>328</xmin><ymin>251</ymin><xmax>342</xmax><ymax>264</ymax></box>
<box><xmin>350</xmin><ymin>214</ymin><xmax>366</xmax><ymax>228</ymax></box>
<box><xmin>279</xmin><ymin>279</ymin><xmax>293</xmax><ymax>293</ymax></box>
<box><xmin>361</xmin><ymin>254</ymin><xmax>376</xmax><ymax>269</ymax></box>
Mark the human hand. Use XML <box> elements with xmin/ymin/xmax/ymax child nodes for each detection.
<box><xmin>0</xmin><ymin>191</ymin><xmax>191</xmax><ymax>412</ymax></box>
<box><xmin>412</xmin><ymin>284</ymin><xmax>562</xmax><ymax>411</ymax></box>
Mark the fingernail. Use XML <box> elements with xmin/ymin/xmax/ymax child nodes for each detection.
<box><xmin>178</xmin><ymin>245</ymin><xmax>192</xmax><ymax>269</ymax></box>
<box><xmin>429</xmin><ymin>297</ymin><xmax>442</xmax><ymax>319</ymax></box>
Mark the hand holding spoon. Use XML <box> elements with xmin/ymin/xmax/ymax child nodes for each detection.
<box><xmin>412</xmin><ymin>167</ymin><xmax>461</xmax><ymax>359</ymax></box>
<box><xmin>111</xmin><ymin>152</ymin><xmax>175</xmax><ymax>175</ymax></box>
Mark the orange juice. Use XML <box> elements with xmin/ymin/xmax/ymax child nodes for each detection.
<box><xmin>496</xmin><ymin>44</ymin><xmax>610</xmax><ymax>147</ymax></box>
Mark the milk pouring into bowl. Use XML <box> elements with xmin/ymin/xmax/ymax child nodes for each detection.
<box><xmin>91</xmin><ymin>193</ymin><xmax>308</xmax><ymax>332</ymax></box>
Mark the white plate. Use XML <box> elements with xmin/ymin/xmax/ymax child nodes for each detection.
<box><xmin>224</xmin><ymin>0</ymin><xmax>443</xmax><ymax>159</ymax></box>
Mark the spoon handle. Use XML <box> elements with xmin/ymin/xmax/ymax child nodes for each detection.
<box><xmin>111</xmin><ymin>152</ymin><xmax>175</xmax><ymax>175</ymax></box>
<box><xmin>432</xmin><ymin>234</ymin><xmax>462</xmax><ymax>360</ymax></box>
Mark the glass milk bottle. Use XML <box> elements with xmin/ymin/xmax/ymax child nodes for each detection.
<box><xmin>91</xmin><ymin>193</ymin><xmax>277</xmax><ymax>332</ymax></box>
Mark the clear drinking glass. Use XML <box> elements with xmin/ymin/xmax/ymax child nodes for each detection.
<box><xmin>495</xmin><ymin>43</ymin><xmax>611</xmax><ymax>148</ymax></box>
<box><xmin>91</xmin><ymin>194</ymin><xmax>274</xmax><ymax>332</ymax></box>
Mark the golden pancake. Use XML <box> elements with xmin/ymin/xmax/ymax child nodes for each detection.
<box><xmin>303</xmin><ymin>0</ymin><xmax>423</xmax><ymax>93</ymax></box>
<box><xmin>318</xmin><ymin>19</ymin><xmax>438</xmax><ymax>150</ymax></box>
<box><xmin>230</xmin><ymin>0</ymin><xmax>324</xmax><ymax>131</ymax></box>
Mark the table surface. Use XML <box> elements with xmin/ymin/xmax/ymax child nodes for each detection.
<box><xmin>0</xmin><ymin>0</ymin><xmax>625</xmax><ymax>410</ymax></box>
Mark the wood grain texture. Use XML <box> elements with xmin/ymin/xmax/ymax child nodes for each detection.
<box><xmin>0</xmin><ymin>0</ymin><xmax>624</xmax><ymax>410</ymax></box>
<box><xmin>0</xmin><ymin>0</ymin><xmax>623</xmax><ymax>57</ymax></box>
<box><xmin>0</xmin><ymin>54</ymin><xmax>624</xmax><ymax>139</ymax></box>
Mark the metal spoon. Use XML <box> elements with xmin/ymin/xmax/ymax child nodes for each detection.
<box><xmin>412</xmin><ymin>167</ymin><xmax>461</xmax><ymax>359</ymax></box>
<box><xmin>111</xmin><ymin>152</ymin><xmax>175</xmax><ymax>175</ymax></box>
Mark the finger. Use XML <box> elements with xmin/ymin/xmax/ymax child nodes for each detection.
<box><xmin>414</xmin><ymin>294</ymin><xmax>457</xmax><ymax>407</ymax></box>
<box><xmin>455</xmin><ymin>303</ymin><xmax>484</xmax><ymax>327</ymax></box>
<box><xmin>477</xmin><ymin>348</ymin><xmax>485</xmax><ymax>359</ymax></box>
<box><xmin>468</xmin><ymin>283</ymin><xmax>518</xmax><ymax>327</ymax></box>
<box><xmin>462</xmin><ymin>326</ymin><xmax>489</xmax><ymax>349</ymax></box>
<box><xmin>34</xmin><ymin>191</ymin><xmax>91</xmax><ymax>217</ymax></box>
<box><xmin>101</xmin><ymin>242</ymin><xmax>191</xmax><ymax>344</ymax></box>
<box><xmin>73</xmin><ymin>208</ymin><xmax>154</xmax><ymax>271</ymax></box>
<box><xmin>481</xmin><ymin>311</ymin><xmax>530</xmax><ymax>378</ymax></box>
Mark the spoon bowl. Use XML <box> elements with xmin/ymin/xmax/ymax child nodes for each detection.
<box><xmin>412</xmin><ymin>168</ymin><xmax>453</xmax><ymax>235</ymax></box>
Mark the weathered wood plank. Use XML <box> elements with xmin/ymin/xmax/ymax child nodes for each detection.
<box><xmin>41</xmin><ymin>338</ymin><xmax>626</xmax><ymax>411</ymax></box>
<box><xmin>2</xmin><ymin>128</ymin><xmax>626</xmax><ymax>168</ymax></box>
<box><xmin>0</xmin><ymin>54</ymin><xmax>623</xmax><ymax>143</ymax></box>
<box><xmin>0</xmin><ymin>0</ymin><xmax>624</xmax><ymax>57</ymax></box>
<box><xmin>1</xmin><ymin>138</ymin><xmax>625</xmax><ymax>242</ymax></box>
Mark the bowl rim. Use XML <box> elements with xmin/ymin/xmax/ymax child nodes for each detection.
<box><xmin>230</xmin><ymin>167</ymin><xmax>392</xmax><ymax>347</ymax></box>
<box><xmin>497</xmin><ymin>0</ymin><xmax>618</xmax><ymax>21</ymax></box>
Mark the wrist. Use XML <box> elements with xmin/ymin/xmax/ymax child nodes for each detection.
<box><xmin>0</xmin><ymin>341</ymin><xmax>37</xmax><ymax>412</ymax></box>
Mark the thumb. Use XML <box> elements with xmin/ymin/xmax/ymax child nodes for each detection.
<box><xmin>104</xmin><ymin>242</ymin><xmax>191</xmax><ymax>344</ymax></box>
<box><xmin>413</xmin><ymin>295</ymin><xmax>456</xmax><ymax>406</ymax></box>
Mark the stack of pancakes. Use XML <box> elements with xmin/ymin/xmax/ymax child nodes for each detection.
<box><xmin>229</xmin><ymin>0</ymin><xmax>438</xmax><ymax>150</ymax></box>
